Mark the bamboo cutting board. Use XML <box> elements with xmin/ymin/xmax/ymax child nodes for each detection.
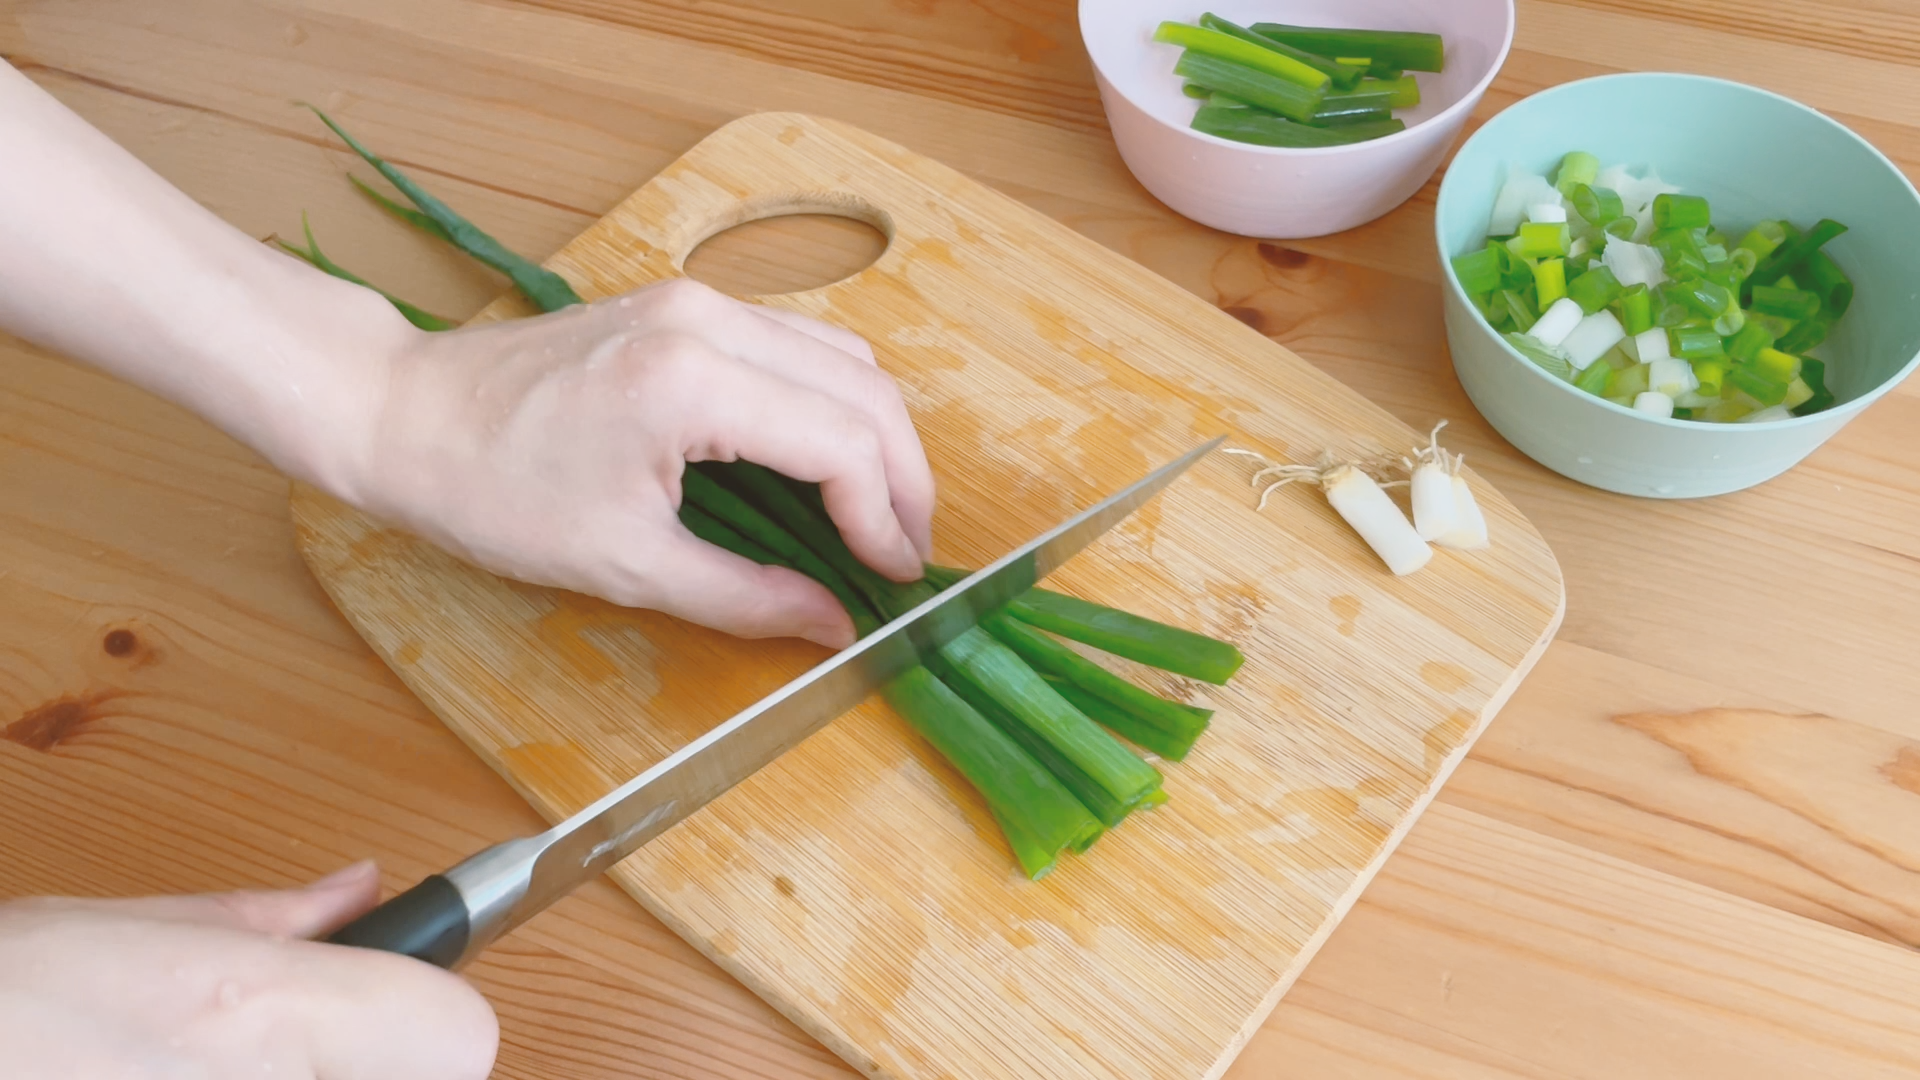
<box><xmin>292</xmin><ymin>112</ymin><xmax>1562</xmax><ymax>1080</ymax></box>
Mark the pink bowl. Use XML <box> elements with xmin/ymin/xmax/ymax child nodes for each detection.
<box><xmin>1080</xmin><ymin>0</ymin><xmax>1515</xmax><ymax>238</ymax></box>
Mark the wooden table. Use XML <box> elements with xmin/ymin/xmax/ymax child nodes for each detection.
<box><xmin>5</xmin><ymin>1</ymin><xmax>1919</xmax><ymax>1076</ymax></box>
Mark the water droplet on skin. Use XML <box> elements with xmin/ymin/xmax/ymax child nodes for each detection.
<box><xmin>172</xmin><ymin>966</ymin><xmax>187</xmax><ymax>980</ymax></box>
<box><xmin>218</xmin><ymin>981</ymin><xmax>242</xmax><ymax>1008</ymax></box>
<box><xmin>625</xmin><ymin>387</ymin><xmax>640</xmax><ymax>400</ymax></box>
<box><xmin>169</xmin><ymin>1036</ymin><xmax>184</xmax><ymax>1049</ymax></box>
<box><xmin>618</xmin><ymin>297</ymin><xmax>632</xmax><ymax>308</ymax></box>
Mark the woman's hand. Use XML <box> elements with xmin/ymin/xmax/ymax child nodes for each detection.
<box><xmin>0</xmin><ymin>863</ymin><xmax>498</xmax><ymax>1079</ymax></box>
<box><xmin>0</xmin><ymin>61</ymin><xmax>934</xmax><ymax>647</ymax></box>
<box><xmin>357</xmin><ymin>278</ymin><xmax>935</xmax><ymax>648</ymax></box>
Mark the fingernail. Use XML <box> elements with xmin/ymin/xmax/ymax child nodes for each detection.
<box><xmin>307</xmin><ymin>860</ymin><xmax>377</xmax><ymax>891</ymax></box>
<box><xmin>896</xmin><ymin>533</ymin><xmax>925</xmax><ymax>577</ymax></box>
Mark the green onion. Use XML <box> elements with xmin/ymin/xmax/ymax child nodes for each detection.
<box><xmin>1309</xmin><ymin>103</ymin><xmax>1394</xmax><ymax>127</ymax></box>
<box><xmin>1752</xmin><ymin>347</ymin><xmax>1802</xmax><ymax>383</ymax></box>
<box><xmin>1198</xmin><ymin>12</ymin><xmax>1363</xmax><ymax>90</ymax></box>
<box><xmin>922</xmin><ymin>565</ymin><xmax>1244</xmax><ymax>685</ymax></box>
<box><xmin>1451</xmin><ymin>247</ymin><xmax>1501</xmax><ymax>294</ymax></box>
<box><xmin>1727</xmin><ymin>364</ymin><xmax>1789</xmax><ymax>406</ymax></box>
<box><xmin>1042</xmin><ymin>677</ymin><xmax>1200</xmax><ymax>762</ymax></box>
<box><xmin>1669</xmin><ymin>325</ymin><xmax>1724</xmax><ymax>360</ymax></box>
<box><xmin>937</xmin><ymin>629</ymin><xmax>1164</xmax><ymax>815</ymax></box>
<box><xmin>1749</xmin><ymin>284</ymin><xmax>1820</xmax><ymax>320</ymax></box>
<box><xmin>1175</xmin><ymin>52</ymin><xmax>1327</xmax><ymax>123</ymax></box>
<box><xmin>1725</xmin><ymin>320</ymin><xmax>1775</xmax><ymax>363</ymax></box>
<box><xmin>1794</xmin><ymin>356</ymin><xmax>1836</xmax><ymax>414</ymax></box>
<box><xmin>350</xmin><ymin>175</ymin><xmax>453</xmax><ymax>244</ymax></box>
<box><xmin>1533</xmin><ymin>258</ymin><xmax>1568</xmax><ymax>309</ymax></box>
<box><xmin>270</xmin><ymin>216</ymin><xmax>456</xmax><ymax>332</ymax></box>
<box><xmin>984</xmin><ymin>614</ymin><xmax>1210</xmax><ymax>745</ymax></box>
<box><xmin>1190</xmin><ymin>105</ymin><xmax>1400</xmax><ymax>147</ymax></box>
<box><xmin>883</xmin><ymin>667</ymin><xmax>1102</xmax><ymax>877</ymax></box>
<box><xmin>1736</xmin><ymin>220</ymin><xmax>1788</xmax><ymax>263</ymax></box>
<box><xmin>1569</xmin><ymin>184</ymin><xmax>1623</xmax><ymax>230</ymax></box>
<box><xmin>1181</xmin><ymin>82</ymin><xmax>1213</xmax><ymax>99</ymax></box>
<box><xmin>1555</xmin><ymin>152</ymin><xmax>1601</xmax><ymax>198</ymax></box>
<box><xmin>1496</xmin><ymin>288</ymin><xmax>1538</xmax><ymax>332</ymax></box>
<box><xmin>1776</xmin><ymin>313</ymin><xmax>1834</xmax><ymax>354</ymax></box>
<box><xmin>1357</xmin><ymin>75</ymin><xmax>1420</xmax><ymax>109</ymax></box>
<box><xmin>1616</xmin><ymin>283</ymin><xmax>1653</xmax><ymax>335</ymax></box>
<box><xmin>303</xmin><ymin>105</ymin><xmax>584</xmax><ymax>313</ymax></box>
<box><xmin>1609</xmin><ymin>362</ymin><xmax>1650</xmax><ymax>398</ymax></box>
<box><xmin>1508</xmin><ymin>221</ymin><xmax>1570</xmax><ymax>259</ymax></box>
<box><xmin>1803</xmin><ymin>249</ymin><xmax>1854</xmax><ymax>316</ymax></box>
<box><xmin>1651</xmin><ymin>227</ymin><xmax>1707</xmax><ymax>277</ymax></box>
<box><xmin>1574</xmin><ymin>355</ymin><xmax>1612</xmax><ymax>396</ymax></box>
<box><xmin>1752</xmin><ymin>218</ymin><xmax>1847</xmax><ymax>287</ymax></box>
<box><xmin>1691</xmin><ymin>358</ymin><xmax>1726</xmax><ymax>397</ymax></box>
<box><xmin>1155</xmin><ymin>22</ymin><xmax>1329</xmax><ymax>90</ymax></box>
<box><xmin>1249</xmin><ymin>22</ymin><xmax>1446</xmax><ymax>72</ymax></box>
<box><xmin>1567</xmin><ymin>263</ymin><xmax>1622</xmax><ymax>314</ymax></box>
<box><xmin>1652</xmin><ymin>193</ymin><xmax>1711</xmax><ymax>230</ymax></box>
<box><xmin>1506</xmin><ymin>331</ymin><xmax>1573</xmax><ymax>380</ymax></box>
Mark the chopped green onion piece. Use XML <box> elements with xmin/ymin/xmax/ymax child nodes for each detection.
<box><xmin>1554</xmin><ymin>151</ymin><xmax>1600</xmax><ymax>198</ymax></box>
<box><xmin>1155</xmin><ymin>22</ymin><xmax>1330</xmax><ymax>89</ymax></box>
<box><xmin>1452</xmin><ymin>247</ymin><xmax>1502</xmax><ymax>294</ymax></box>
<box><xmin>1190</xmin><ymin>105</ymin><xmax>1400</xmax><ymax>146</ymax></box>
<box><xmin>1752</xmin><ymin>347</ymin><xmax>1802</xmax><ymax>383</ymax></box>
<box><xmin>1669</xmin><ymin>325</ymin><xmax>1724</xmax><ymax>359</ymax></box>
<box><xmin>1726</xmin><ymin>320</ymin><xmax>1775</xmax><ymax>363</ymax></box>
<box><xmin>1776</xmin><ymin>314</ymin><xmax>1834</xmax><ymax>354</ymax></box>
<box><xmin>1042</xmin><ymin>677</ymin><xmax>1199</xmax><ymax>762</ymax></box>
<box><xmin>1610</xmin><ymin>362</ymin><xmax>1650</xmax><ymax>398</ymax></box>
<box><xmin>1197</xmin><ymin>13</ymin><xmax>1362</xmax><ymax>89</ymax></box>
<box><xmin>1312</xmin><ymin>87</ymin><xmax>1395</xmax><ymax>115</ymax></box>
<box><xmin>1736</xmin><ymin>220</ymin><xmax>1788</xmax><ymax>263</ymax></box>
<box><xmin>1335</xmin><ymin>56</ymin><xmax>1370</xmax><ymax>66</ymax></box>
<box><xmin>1783</xmin><ymin>376</ymin><xmax>1815</xmax><ymax>410</ymax></box>
<box><xmin>1652</xmin><ymin>193</ymin><xmax>1711</xmax><ymax>230</ymax></box>
<box><xmin>1749</xmin><ymin>284</ymin><xmax>1821</xmax><ymax>320</ymax></box>
<box><xmin>1794</xmin><ymin>356</ymin><xmax>1836</xmax><ymax>415</ymax></box>
<box><xmin>1309</xmin><ymin>103</ymin><xmax>1394</xmax><ymax>126</ymax></box>
<box><xmin>1575</xmin><ymin>355</ymin><xmax>1612</xmax><ymax>395</ymax></box>
<box><xmin>1616</xmin><ymin>283</ymin><xmax>1653</xmax><ymax>335</ymax></box>
<box><xmin>1533</xmin><ymin>258</ymin><xmax>1568</xmax><ymax>309</ymax></box>
<box><xmin>1207</xmin><ymin>91</ymin><xmax>1252</xmax><ymax>108</ymax></box>
<box><xmin>1727</xmin><ymin>365</ymin><xmax>1789</xmax><ymax>406</ymax></box>
<box><xmin>1651</xmin><ymin>227</ymin><xmax>1707</xmax><ymax>277</ymax></box>
<box><xmin>1803</xmin><ymin>249</ymin><xmax>1854</xmax><ymax>316</ymax></box>
<box><xmin>1246</xmin><ymin>22</ymin><xmax>1446</xmax><ymax>72</ymax></box>
<box><xmin>1679</xmin><ymin>279</ymin><xmax>1735</xmax><ymax>320</ymax></box>
<box><xmin>1691</xmin><ymin>358</ymin><xmax>1726</xmax><ymax>397</ymax></box>
<box><xmin>1175</xmin><ymin>52</ymin><xmax>1328</xmax><ymax>122</ymax></box>
<box><xmin>1505</xmin><ymin>331</ymin><xmax>1573</xmax><ymax>380</ymax></box>
<box><xmin>1497</xmin><ymin>288</ymin><xmax>1537</xmax><ymax>332</ymax></box>
<box><xmin>1357</xmin><ymin>74</ymin><xmax>1420</xmax><ymax>108</ymax></box>
<box><xmin>1570</xmin><ymin>184</ymin><xmax>1624</xmax><ymax>229</ymax></box>
<box><xmin>1567</xmin><ymin>263</ymin><xmax>1622</xmax><ymax>314</ymax></box>
<box><xmin>1508</xmin><ymin>221</ymin><xmax>1570</xmax><ymax>259</ymax></box>
<box><xmin>1182</xmin><ymin>82</ymin><xmax>1213</xmax><ymax>99</ymax></box>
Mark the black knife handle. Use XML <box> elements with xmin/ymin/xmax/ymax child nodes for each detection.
<box><xmin>325</xmin><ymin>874</ymin><xmax>471</xmax><ymax>969</ymax></box>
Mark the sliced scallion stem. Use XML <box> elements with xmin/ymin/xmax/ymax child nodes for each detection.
<box><xmin>1155</xmin><ymin>22</ymin><xmax>1329</xmax><ymax>90</ymax></box>
<box><xmin>1246</xmin><ymin>22</ymin><xmax>1445</xmax><ymax>72</ymax></box>
<box><xmin>1198</xmin><ymin>12</ymin><xmax>1362</xmax><ymax>89</ymax></box>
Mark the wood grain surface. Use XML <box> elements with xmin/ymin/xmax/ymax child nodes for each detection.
<box><xmin>3</xmin><ymin>1</ymin><xmax>1919</xmax><ymax>1077</ymax></box>
<box><xmin>290</xmin><ymin>111</ymin><xmax>1563</xmax><ymax>1080</ymax></box>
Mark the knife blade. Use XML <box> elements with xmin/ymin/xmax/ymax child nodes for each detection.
<box><xmin>324</xmin><ymin>435</ymin><xmax>1223</xmax><ymax>969</ymax></box>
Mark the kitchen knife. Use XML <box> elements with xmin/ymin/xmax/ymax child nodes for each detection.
<box><xmin>324</xmin><ymin>435</ymin><xmax>1223</xmax><ymax>969</ymax></box>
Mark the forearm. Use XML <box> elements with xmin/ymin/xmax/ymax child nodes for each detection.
<box><xmin>0</xmin><ymin>59</ymin><xmax>416</xmax><ymax>501</ymax></box>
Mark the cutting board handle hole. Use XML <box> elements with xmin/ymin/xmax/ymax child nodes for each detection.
<box><xmin>679</xmin><ymin>192</ymin><xmax>893</xmax><ymax>299</ymax></box>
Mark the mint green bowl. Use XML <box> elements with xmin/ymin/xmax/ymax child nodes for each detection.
<box><xmin>1436</xmin><ymin>73</ymin><xmax>1920</xmax><ymax>498</ymax></box>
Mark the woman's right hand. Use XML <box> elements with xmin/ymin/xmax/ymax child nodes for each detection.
<box><xmin>0</xmin><ymin>862</ymin><xmax>498</xmax><ymax>1079</ymax></box>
